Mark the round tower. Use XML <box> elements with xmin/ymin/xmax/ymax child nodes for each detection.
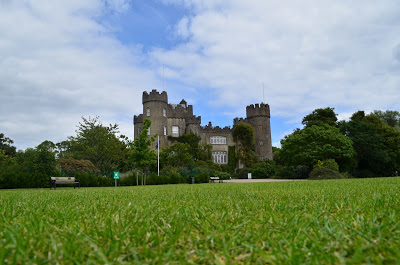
<box><xmin>246</xmin><ymin>103</ymin><xmax>273</xmax><ymax>161</ymax></box>
<box><xmin>142</xmin><ymin>90</ymin><xmax>168</xmax><ymax>146</ymax></box>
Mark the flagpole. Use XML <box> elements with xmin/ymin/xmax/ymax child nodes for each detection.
<box><xmin>157</xmin><ymin>135</ymin><xmax>160</xmax><ymax>176</ymax></box>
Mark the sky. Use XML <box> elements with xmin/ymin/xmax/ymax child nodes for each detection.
<box><xmin>1</xmin><ymin>0</ymin><xmax>400</xmax><ymax>150</ymax></box>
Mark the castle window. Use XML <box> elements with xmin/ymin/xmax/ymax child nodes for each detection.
<box><xmin>213</xmin><ymin>152</ymin><xmax>227</xmax><ymax>164</ymax></box>
<box><xmin>210</xmin><ymin>136</ymin><xmax>226</xmax><ymax>145</ymax></box>
<box><xmin>163</xmin><ymin>108</ymin><xmax>166</xmax><ymax>117</ymax></box>
<box><xmin>259</xmin><ymin>140</ymin><xmax>263</xmax><ymax>146</ymax></box>
<box><xmin>164</xmin><ymin>126</ymin><xmax>167</xmax><ymax>136</ymax></box>
<box><xmin>146</xmin><ymin>107</ymin><xmax>150</xmax><ymax>117</ymax></box>
<box><xmin>172</xmin><ymin>126</ymin><xmax>179</xmax><ymax>137</ymax></box>
<box><xmin>147</xmin><ymin>127</ymin><xmax>151</xmax><ymax>136</ymax></box>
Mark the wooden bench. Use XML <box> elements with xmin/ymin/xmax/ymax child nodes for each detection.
<box><xmin>210</xmin><ymin>176</ymin><xmax>223</xmax><ymax>183</ymax></box>
<box><xmin>50</xmin><ymin>177</ymin><xmax>80</xmax><ymax>190</ymax></box>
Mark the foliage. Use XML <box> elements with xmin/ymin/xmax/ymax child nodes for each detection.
<box><xmin>272</xmin><ymin>146</ymin><xmax>284</xmax><ymax>165</ymax></box>
<box><xmin>233</xmin><ymin>123</ymin><xmax>256</xmax><ymax>167</ymax></box>
<box><xmin>313</xmin><ymin>159</ymin><xmax>339</xmax><ymax>172</ymax></box>
<box><xmin>276</xmin><ymin>165</ymin><xmax>310</xmax><ymax>179</ymax></box>
<box><xmin>251</xmin><ymin>161</ymin><xmax>276</xmax><ymax>179</ymax></box>
<box><xmin>0</xmin><ymin>141</ymin><xmax>60</xmax><ymax>189</ymax></box>
<box><xmin>340</xmin><ymin>112</ymin><xmax>400</xmax><ymax>177</ymax></box>
<box><xmin>75</xmin><ymin>172</ymin><xmax>113</xmax><ymax>187</ymax></box>
<box><xmin>65</xmin><ymin>116</ymin><xmax>127</xmax><ymax>172</ymax></box>
<box><xmin>281</xmin><ymin>124</ymin><xmax>356</xmax><ymax>172</ymax></box>
<box><xmin>127</xmin><ymin>118</ymin><xmax>157</xmax><ymax>173</ymax></box>
<box><xmin>309</xmin><ymin>167</ymin><xmax>346</xmax><ymax>180</ymax></box>
<box><xmin>168</xmin><ymin>133</ymin><xmax>212</xmax><ymax>162</ymax></box>
<box><xmin>58</xmin><ymin>157</ymin><xmax>100</xmax><ymax>173</ymax></box>
<box><xmin>302</xmin><ymin>107</ymin><xmax>338</xmax><ymax>128</ymax></box>
<box><xmin>160</xmin><ymin>142</ymin><xmax>194</xmax><ymax>169</ymax></box>
<box><xmin>373</xmin><ymin>110</ymin><xmax>400</xmax><ymax>129</ymax></box>
<box><xmin>0</xmin><ymin>133</ymin><xmax>16</xmax><ymax>157</ymax></box>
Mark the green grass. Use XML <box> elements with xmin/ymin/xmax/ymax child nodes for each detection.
<box><xmin>1</xmin><ymin>178</ymin><xmax>400</xmax><ymax>264</ymax></box>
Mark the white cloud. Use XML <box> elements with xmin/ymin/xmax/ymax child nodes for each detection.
<box><xmin>152</xmin><ymin>0</ymin><xmax>400</xmax><ymax>120</ymax></box>
<box><xmin>0</xmin><ymin>0</ymin><xmax>157</xmax><ymax>149</ymax></box>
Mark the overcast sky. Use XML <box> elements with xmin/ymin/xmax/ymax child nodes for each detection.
<box><xmin>1</xmin><ymin>0</ymin><xmax>400</xmax><ymax>150</ymax></box>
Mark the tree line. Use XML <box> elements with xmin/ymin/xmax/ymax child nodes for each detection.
<box><xmin>1</xmin><ymin>109</ymin><xmax>399</xmax><ymax>188</ymax></box>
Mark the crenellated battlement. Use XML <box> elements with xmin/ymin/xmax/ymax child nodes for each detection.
<box><xmin>186</xmin><ymin>116</ymin><xmax>201</xmax><ymax>125</ymax></box>
<box><xmin>200</xmin><ymin>125</ymin><xmax>232</xmax><ymax>134</ymax></box>
<box><xmin>133</xmin><ymin>114</ymin><xmax>143</xmax><ymax>124</ymax></box>
<box><xmin>233</xmin><ymin>117</ymin><xmax>247</xmax><ymax>125</ymax></box>
<box><xmin>246</xmin><ymin>103</ymin><xmax>270</xmax><ymax>118</ymax></box>
<box><xmin>143</xmin><ymin>89</ymin><xmax>168</xmax><ymax>104</ymax></box>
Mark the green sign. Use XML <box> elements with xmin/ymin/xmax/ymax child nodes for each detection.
<box><xmin>113</xmin><ymin>172</ymin><xmax>119</xmax><ymax>179</ymax></box>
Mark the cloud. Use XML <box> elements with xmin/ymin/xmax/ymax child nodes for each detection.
<box><xmin>152</xmin><ymin>0</ymin><xmax>400</xmax><ymax>120</ymax></box>
<box><xmin>0</xmin><ymin>0</ymin><xmax>157</xmax><ymax>149</ymax></box>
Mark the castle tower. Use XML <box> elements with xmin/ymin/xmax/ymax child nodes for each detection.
<box><xmin>246</xmin><ymin>103</ymin><xmax>273</xmax><ymax>161</ymax></box>
<box><xmin>142</xmin><ymin>90</ymin><xmax>168</xmax><ymax>147</ymax></box>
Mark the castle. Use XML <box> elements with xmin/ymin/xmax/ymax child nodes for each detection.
<box><xmin>133</xmin><ymin>90</ymin><xmax>273</xmax><ymax>165</ymax></box>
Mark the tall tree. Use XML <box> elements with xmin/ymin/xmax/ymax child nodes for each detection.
<box><xmin>127</xmin><ymin>118</ymin><xmax>157</xmax><ymax>173</ymax></box>
<box><xmin>64</xmin><ymin>116</ymin><xmax>127</xmax><ymax>172</ymax></box>
<box><xmin>0</xmin><ymin>133</ymin><xmax>16</xmax><ymax>157</ymax></box>
<box><xmin>233</xmin><ymin>123</ymin><xmax>256</xmax><ymax>167</ymax></box>
<box><xmin>169</xmin><ymin>133</ymin><xmax>212</xmax><ymax>162</ymax></box>
<box><xmin>373</xmin><ymin>110</ymin><xmax>400</xmax><ymax>130</ymax></box>
<box><xmin>160</xmin><ymin>142</ymin><xmax>194</xmax><ymax>168</ymax></box>
<box><xmin>339</xmin><ymin>112</ymin><xmax>392</xmax><ymax>177</ymax></box>
<box><xmin>281</xmin><ymin>124</ymin><xmax>356</xmax><ymax>172</ymax></box>
<box><xmin>302</xmin><ymin>107</ymin><xmax>338</xmax><ymax>128</ymax></box>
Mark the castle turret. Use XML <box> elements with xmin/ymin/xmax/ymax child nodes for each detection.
<box><xmin>141</xmin><ymin>90</ymin><xmax>169</xmax><ymax>147</ymax></box>
<box><xmin>246</xmin><ymin>103</ymin><xmax>273</xmax><ymax>161</ymax></box>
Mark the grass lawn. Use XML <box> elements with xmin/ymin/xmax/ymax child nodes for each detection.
<box><xmin>1</xmin><ymin>178</ymin><xmax>399</xmax><ymax>264</ymax></box>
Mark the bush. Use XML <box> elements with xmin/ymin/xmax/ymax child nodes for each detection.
<box><xmin>75</xmin><ymin>172</ymin><xmax>114</xmax><ymax>187</ymax></box>
<box><xmin>250</xmin><ymin>161</ymin><xmax>276</xmax><ymax>179</ymax></box>
<box><xmin>232</xmin><ymin>168</ymin><xmax>250</xmax><ymax>179</ymax></box>
<box><xmin>314</xmin><ymin>159</ymin><xmax>339</xmax><ymax>172</ymax></box>
<box><xmin>309</xmin><ymin>167</ymin><xmax>346</xmax><ymax>180</ymax></box>
<box><xmin>277</xmin><ymin>165</ymin><xmax>310</xmax><ymax>179</ymax></box>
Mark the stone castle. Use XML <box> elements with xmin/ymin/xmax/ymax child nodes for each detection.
<box><xmin>133</xmin><ymin>90</ymin><xmax>273</xmax><ymax>165</ymax></box>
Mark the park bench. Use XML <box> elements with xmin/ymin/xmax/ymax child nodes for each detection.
<box><xmin>210</xmin><ymin>176</ymin><xmax>223</xmax><ymax>183</ymax></box>
<box><xmin>50</xmin><ymin>177</ymin><xmax>80</xmax><ymax>190</ymax></box>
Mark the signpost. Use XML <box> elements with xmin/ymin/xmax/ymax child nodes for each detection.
<box><xmin>114</xmin><ymin>171</ymin><xmax>119</xmax><ymax>187</ymax></box>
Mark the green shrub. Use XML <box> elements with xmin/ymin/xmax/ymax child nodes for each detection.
<box><xmin>309</xmin><ymin>167</ymin><xmax>345</xmax><ymax>180</ymax></box>
<box><xmin>277</xmin><ymin>166</ymin><xmax>310</xmax><ymax>179</ymax></box>
<box><xmin>215</xmin><ymin>171</ymin><xmax>231</xmax><ymax>180</ymax></box>
<box><xmin>75</xmin><ymin>172</ymin><xmax>113</xmax><ymax>187</ymax></box>
<box><xmin>314</xmin><ymin>159</ymin><xmax>339</xmax><ymax>172</ymax></box>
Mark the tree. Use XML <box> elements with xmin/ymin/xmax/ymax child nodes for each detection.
<box><xmin>302</xmin><ymin>107</ymin><xmax>338</xmax><ymax>128</ymax></box>
<box><xmin>339</xmin><ymin>113</ymin><xmax>392</xmax><ymax>177</ymax></box>
<box><xmin>169</xmin><ymin>133</ymin><xmax>212</xmax><ymax>162</ymax></box>
<box><xmin>0</xmin><ymin>133</ymin><xmax>16</xmax><ymax>157</ymax></box>
<box><xmin>160</xmin><ymin>143</ymin><xmax>194</xmax><ymax>168</ymax></box>
<box><xmin>64</xmin><ymin>116</ymin><xmax>127</xmax><ymax>172</ymax></box>
<box><xmin>280</xmin><ymin>124</ymin><xmax>356</xmax><ymax>172</ymax></box>
<box><xmin>233</xmin><ymin>123</ymin><xmax>256</xmax><ymax>167</ymax></box>
<box><xmin>373</xmin><ymin>110</ymin><xmax>400</xmax><ymax>130</ymax></box>
<box><xmin>127</xmin><ymin>118</ymin><xmax>157</xmax><ymax>174</ymax></box>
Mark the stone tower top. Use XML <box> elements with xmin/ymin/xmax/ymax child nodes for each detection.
<box><xmin>246</xmin><ymin>103</ymin><xmax>270</xmax><ymax>118</ymax></box>
<box><xmin>143</xmin><ymin>89</ymin><xmax>168</xmax><ymax>104</ymax></box>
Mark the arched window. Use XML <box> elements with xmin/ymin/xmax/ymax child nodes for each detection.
<box><xmin>146</xmin><ymin>107</ymin><xmax>150</xmax><ymax>117</ymax></box>
<box><xmin>164</xmin><ymin>126</ymin><xmax>167</xmax><ymax>136</ymax></box>
<box><xmin>163</xmin><ymin>108</ymin><xmax>166</xmax><ymax>117</ymax></box>
<box><xmin>147</xmin><ymin>127</ymin><xmax>150</xmax><ymax>136</ymax></box>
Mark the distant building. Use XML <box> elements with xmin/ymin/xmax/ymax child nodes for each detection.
<box><xmin>133</xmin><ymin>90</ymin><xmax>273</xmax><ymax>165</ymax></box>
